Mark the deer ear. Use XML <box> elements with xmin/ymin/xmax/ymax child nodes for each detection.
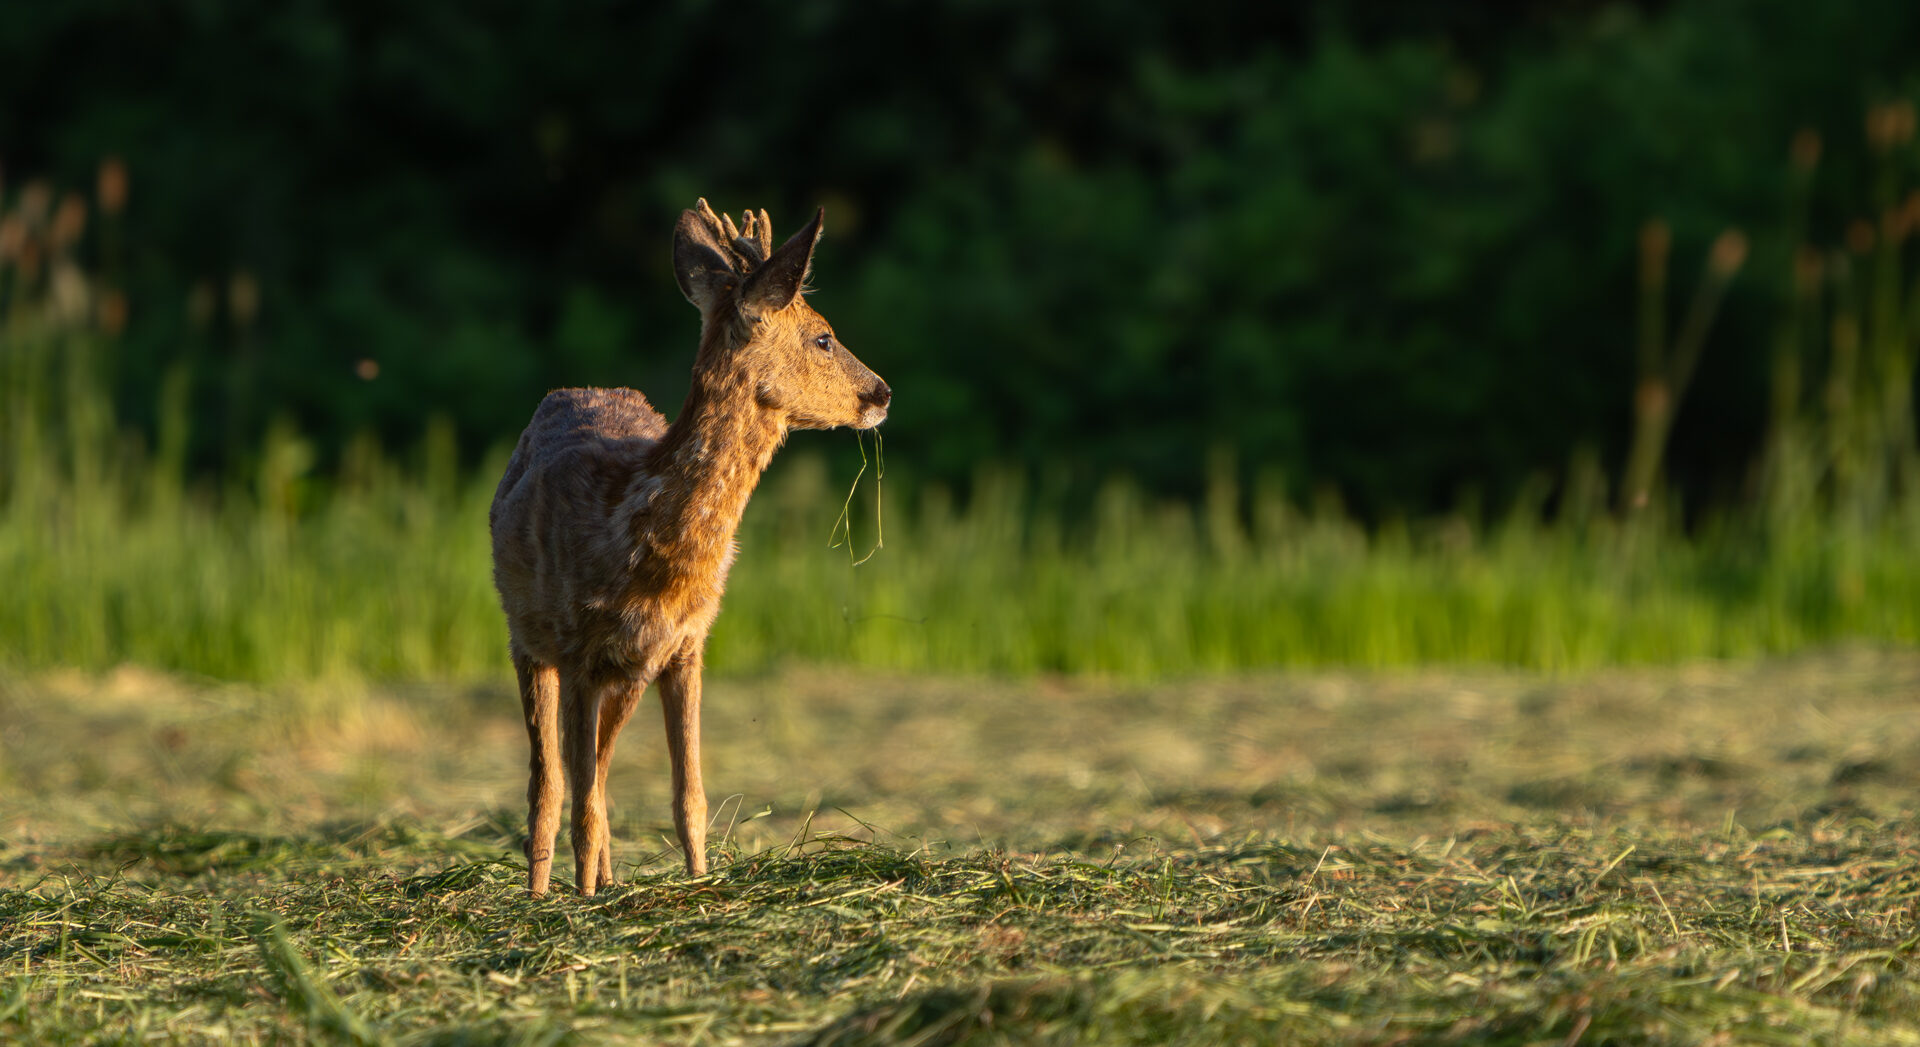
<box><xmin>673</xmin><ymin>209</ymin><xmax>738</xmax><ymax>311</ymax></box>
<box><xmin>740</xmin><ymin>208</ymin><xmax>822</xmax><ymax>318</ymax></box>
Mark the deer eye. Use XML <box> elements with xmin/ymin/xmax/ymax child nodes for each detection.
<box><xmin>813</xmin><ymin>334</ymin><xmax>833</xmax><ymax>352</ymax></box>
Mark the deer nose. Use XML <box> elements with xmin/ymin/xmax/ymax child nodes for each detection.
<box><xmin>861</xmin><ymin>381</ymin><xmax>892</xmax><ymax>408</ymax></box>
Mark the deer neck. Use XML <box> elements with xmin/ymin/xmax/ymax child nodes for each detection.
<box><xmin>634</xmin><ymin>370</ymin><xmax>786</xmax><ymax>579</ymax></box>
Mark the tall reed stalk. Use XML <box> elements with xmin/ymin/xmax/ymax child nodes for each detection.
<box><xmin>1759</xmin><ymin>102</ymin><xmax>1920</xmax><ymax>539</ymax></box>
<box><xmin>1620</xmin><ymin>220</ymin><xmax>1748</xmax><ymax>513</ymax></box>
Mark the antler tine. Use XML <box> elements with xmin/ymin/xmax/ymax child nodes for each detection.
<box><xmin>695</xmin><ymin>197</ymin><xmax>724</xmax><ymax>234</ymax></box>
<box><xmin>693</xmin><ymin>198</ymin><xmax>759</xmax><ymax>272</ymax></box>
<box><xmin>729</xmin><ymin>210</ymin><xmax>767</xmax><ymax>266</ymax></box>
<box><xmin>756</xmin><ymin>209</ymin><xmax>774</xmax><ymax>260</ymax></box>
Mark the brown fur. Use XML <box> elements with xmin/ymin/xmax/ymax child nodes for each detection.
<box><xmin>489</xmin><ymin>201</ymin><xmax>889</xmax><ymax>896</ymax></box>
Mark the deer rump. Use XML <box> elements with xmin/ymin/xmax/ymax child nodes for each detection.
<box><xmin>490</xmin><ymin>387</ymin><xmax>727</xmax><ymax>677</ymax></box>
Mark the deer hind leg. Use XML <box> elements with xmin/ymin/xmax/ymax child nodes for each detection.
<box><xmin>658</xmin><ymin>654</ymin><xmax>709</xmax><ymax>876</ymax></box>
<box><xmin>561</xmin><ymin>669</ymin><xmax>611</xmax><ymax>896</ymax></box>
<box><xmin>591</xmin><ymin>680</ymin><xmax>646</xmax><ymax>888</ymax></box>
<box><xmin>515</xmin><ymin>651</ymin><xmax>563</xmax><ymax>898</ymax></box>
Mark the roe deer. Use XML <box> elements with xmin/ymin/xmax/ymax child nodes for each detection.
<box><xmin>489</xmin><ymin>200</ymin><xmax>890</xmax><ymax>896</ymax></box>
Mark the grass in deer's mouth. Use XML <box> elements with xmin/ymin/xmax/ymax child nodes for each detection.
<box><xmin>829</xmin><ymin>428</ymin><xmax>884</xmax><ymax>566</ymax></box>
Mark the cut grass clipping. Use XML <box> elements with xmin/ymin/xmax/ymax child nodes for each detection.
<box><xmin>6</xmin><ymin>825</ymin><xmax>1916</xmax><ymax>1045</ymax></box>
<box><xmin>4</xmin><ymin>653</ymin><xmax>1919</xmax><ymax>1044</ymax></box>
<box><xmin>828</xmin><ymin>429</ymin><xmax>884</xmax><ymax>567</ymax></box>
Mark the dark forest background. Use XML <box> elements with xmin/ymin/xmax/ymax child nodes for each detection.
<box><xmin>3</xmin><ymin>0</ymin><xmax>1917</xmax><ymax>518</ymax></box>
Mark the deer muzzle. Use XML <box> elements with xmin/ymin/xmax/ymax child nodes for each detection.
<box><xmin>857</xmin><ymin>380</ymin><xmax>891</xmax><ymax>428</ymax></box>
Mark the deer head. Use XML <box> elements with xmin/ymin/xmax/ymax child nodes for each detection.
<box><xmin>672</xmin><ymin>200</ymin><xmax>890</xmax><ymax>430</ymax></box>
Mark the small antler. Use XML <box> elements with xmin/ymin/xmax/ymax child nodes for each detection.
<box><xmin>725</xmin><ymin>209</ymin><xmax>775</xmax><ymax>267</ymax></box>
<box><xmin>746</xmin><ymin>209</ymin><xmax>774</xmax><ymax>263</ymax></box>
<box><xmin>691</xmin><ymin>199</ymin><xmax>777</xmax><ymax>273</ymax></box>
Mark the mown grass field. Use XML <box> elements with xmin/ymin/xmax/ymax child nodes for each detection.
<box><xmin>3</xmin><ymin>650</ymin><xmax>1917</xmax><ymax>1044</ymax></box>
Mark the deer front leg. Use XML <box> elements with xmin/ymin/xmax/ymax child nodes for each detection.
<box><xmin>658</xmin><ymin>654</ymin><xmax>709</xmax><ymax>876</ymax></box>
<box><xmin>515</xmin><ymin>652</ymin><xmax>563</xmax><ymax>898</ymax></box>
<box><xmin>591</xmin><ymin>680</ymin><xmax>646</xmax><ymax>889</ymax></box>
<box><xmin>562</xmin><ymin>671</ymin><xmax>609</xmax><ymax>895</ymax></box>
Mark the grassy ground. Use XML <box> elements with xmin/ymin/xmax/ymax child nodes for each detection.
<box><xmin>3</xmin><ymin>650</ymin><xmax>1918</xmax><ymax>1043</ymax></box>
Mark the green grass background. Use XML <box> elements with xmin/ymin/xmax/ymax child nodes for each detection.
<box><xmin>8</xmin><ymin>319</ymin><xmax>1920</xmax><ymax>684</ymax></box>
<box><xmin>9</xmin><ymin>426</ymin><xmax>1920</xmax><ymax>685</ymax></box>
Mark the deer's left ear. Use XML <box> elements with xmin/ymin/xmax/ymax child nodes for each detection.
<box><xmin>741</xmin><ymin>208</ymin><xmax>822</xmax><ymax>318</ymax></box>
<box><xmin>674</xmin><ymin>206</ymin><xmax>739</xmax><ymax>312</ymax></box>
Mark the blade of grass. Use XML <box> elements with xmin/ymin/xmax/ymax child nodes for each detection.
<box><xmin>251</xmin><ymin>915</ymin><xmax>381</xmax><ymax>1046</ymax></box>
<box><xmin>828</xmin><ymin>429</ymin><xmax>884</xmax><ymax>566</ymax></box>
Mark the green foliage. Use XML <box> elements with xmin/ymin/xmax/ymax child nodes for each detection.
<box><xmin>5</xmin><ymin>245</ymin><xmax>1920</xmax><ymax>682</ymax></box>
<box><xmin>5</xmin><ymin>2</ymin><xmax>1920</xmax><ymax>683</ymax></box>
<box><xmin>3</xmin><ymin>1</ymin><xmax>1917</xmax><ymax>512</ymax></box>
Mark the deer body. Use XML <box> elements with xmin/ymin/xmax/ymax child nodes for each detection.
<box><xmin>490</xmin><ymin>201</ymin><xmax>888</xmax><ymax>896</ymax></box>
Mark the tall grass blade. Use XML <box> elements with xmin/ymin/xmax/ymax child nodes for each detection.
<box><xmin>251</xmin><ymin>915</ymin><xmax>382</xmax><ymax>1046</ymax></box>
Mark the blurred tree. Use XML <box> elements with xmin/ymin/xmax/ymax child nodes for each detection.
<box><xmin>1</xmin><ymin>0</ymin><xmax>1914</xmax><ymax>517</ymax></box>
